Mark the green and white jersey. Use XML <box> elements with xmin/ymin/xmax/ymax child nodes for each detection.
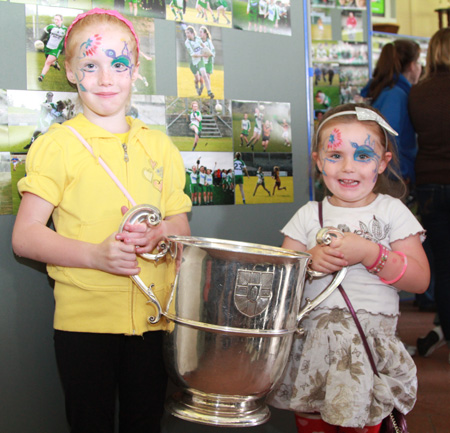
<box><xmin>188</xmin><ymin>169</ymin><xmax>198</xmax><ymax>184</ymax></box>
<box><xmin>206</xmin><ymin>173</ymin><xmax>213</xmax><ymax>186</ymax></box>
<box><xmin>217</xmin><ymin>0</ymin><xmax>228</xmax><ymax>7</ymax></box>
<box><xmin>44</xmin><ymin>24</ymin><xmax>67</xmax><ymax>52</ymax></box>
<box><xmin>199</xmin><ymin>171</ymin><xmax>207</xmax><ymax>186</ymax></box>
<box><xmin>247</xmin><ymin>0</ymin><xmax>259</xmax><ymax>13</ymax></box>
<box><xmin>259</xmin><ymin>0</ymin><xmax>268</xmax><ymax>14</ymax></box>
<box><xmin>267</xmin><ymin>4</ymin><xmax>279</xmax><ymax>22</ymax></box>
<box><xmin>190</xmin><ymin>110</ymin><xmax>202</xmax><ymax>128</ymax></box>
<box><xmin>234</xmin><ymin>158</ymin><xmax>246</xmax><ymax>175</ymax></box>
<box><xmin>241</xmin><ymin>119</ymin><xmax>251</xmax><ymax>133</ymax></box>
<box><xmin>170</xmin><ymin>0</ymin><xmax>184</xmax><ymax>8</ymax></box>
<box><xmin>185</xmin><ymin>36</ymin><xmax>204</xmax><ymax>66</ymax></box>
<box><xmin>203</xmin><ymin>38</ymin><xmax>215</xmax><ymax>66</ymax></box>
<box><xmin>254</xmin><ymin>112</ymin><xmax>263</xmax><ymax>132</ymax></box>
<box><xmin>37</xmin><ymin>102</ymin><xmax>58</xmax><ymax>131</ymax></box>
<box><xmin>257</xmin><ymin>171</ymin><xmax>265</xmax><ymax>184</ymax></box>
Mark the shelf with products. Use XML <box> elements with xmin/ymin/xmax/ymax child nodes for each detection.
<box><xmin>371</xmin><ymin>31</ymin><xmax>429</xmax><ymax>71</ymax></box>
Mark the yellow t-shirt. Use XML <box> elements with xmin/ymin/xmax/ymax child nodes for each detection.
<box><xmin>18</xmin><ymin>114</ymin><xmax>192</xmax><ymax>334</ymax></box>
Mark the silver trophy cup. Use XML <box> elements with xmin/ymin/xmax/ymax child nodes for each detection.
<box><xmin>119</xmin><ymin>205</ymin><xmax>347</xmax><ymax>427</ymax></box>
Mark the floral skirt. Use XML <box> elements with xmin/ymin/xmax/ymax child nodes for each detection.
<box><xmin>267</xmin><ymin>308</ymin><xmax>417</xmax><ymax>428</ymax></box>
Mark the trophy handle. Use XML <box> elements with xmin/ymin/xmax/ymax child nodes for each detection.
<box><xmin>118</xmin><ymin>204</ymin><xmax>177</xmax><ymax>261</ymax></box>
<box><xmin>118</xmin><ymin>204</ymin><xmax>176</xmax><ymax>324</ymax></box>
<box><xmin>297</xmin><ymin>227</ymin><xmax>348</xmax><ymax>333</ymax></box>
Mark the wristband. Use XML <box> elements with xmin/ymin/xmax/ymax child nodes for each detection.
<box><xmin>380</xmin><ymin>251</ymin><xmax>408</xmax><ymax>285</ymax></box>
<box><xmin>365</xmin><ymin>243</ymin><xmax>383</xmax><ymax>272</ymax></box>
<box><xmin>366</xmin><ymin>244</ymin><xmax>389</xmax><ymax>275</ymax></box>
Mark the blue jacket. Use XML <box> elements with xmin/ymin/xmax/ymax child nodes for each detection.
<box><xmin>361</xmin><ymin>74</ymin><xmax>417</xmax><ymax>183</ymax></box>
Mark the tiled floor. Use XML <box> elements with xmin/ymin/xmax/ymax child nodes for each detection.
<box><xmin>397</xmin><ymin>299</ymin><xmax>450</xmax><ymax>433</ymax></box>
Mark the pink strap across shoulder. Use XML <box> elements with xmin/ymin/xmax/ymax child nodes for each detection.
<box><xmin>65</xmin><ymin>125</ymin><xmax>137</xmax><ymax>207</ymax></box>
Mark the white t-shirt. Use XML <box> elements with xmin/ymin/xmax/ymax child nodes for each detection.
<box><xmin>282</xmin><ymin>194</ymin><xmax>425</xmax><ymax>316</ymax></box>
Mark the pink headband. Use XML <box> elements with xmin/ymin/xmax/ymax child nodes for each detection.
<box><xmin>64</xmin><ymin>8</ymin><xmax>140</xmax><ymax>57</ymax></box>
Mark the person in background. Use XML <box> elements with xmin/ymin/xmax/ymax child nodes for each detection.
<box><xmin>233</xmin><ymin>152</ymin><xmax>249</xmax><ymax>204</ymax></box>
<box><xmin>360</xmin><ymin>39</ymin><xmax>422</xmax><ymax>198</ymax></box>
<box><xmin>409</xmin><ymin>27</ymin><xmax>450</xmax><ymax>363</ymax></box>
<box><xmin>38</xmin><ymin>14</ymin><xmax>67</xmax><ymax>83</ymax></box>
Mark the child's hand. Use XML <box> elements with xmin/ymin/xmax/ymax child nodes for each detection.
<box><xmin>116</xmin><ymin>206</ymin><xmax>170</xmax><ymax>256</ymax></box>
<box><xmin>329</xmin><ymin>232</ymin><xmax>376</xmax><ymax>267</ymax></box>
<box><xmin>308</xmin><ymin>244</ymin><xmax>348</xmax><ymax>274</ymax></box>
<box><xmin>94</xmin><ymin>232</ymin><xmax>139</xmax><ymax>276</ymax></box>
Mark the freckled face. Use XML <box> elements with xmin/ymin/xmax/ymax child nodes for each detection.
<box><xmin>66</xmin><ymin>24</ymin><xmax>139</xmax><ymax>124</ymax></box>
<box><xmin>314</xmin><ymin>122</ymin><xmax>391</xmax><ymax>207</ymax></box>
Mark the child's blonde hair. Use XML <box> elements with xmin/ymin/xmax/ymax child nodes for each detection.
<box><xmin>313</xmin><ymin>103</ymin><xmax>405</xmax><ymax>198</ymax></box>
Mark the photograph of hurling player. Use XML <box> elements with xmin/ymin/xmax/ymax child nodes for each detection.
<box><xmin>176</xmin><ymin>22</ymin><xmax>224</xmax><ymax>100</ymax></box>
<box><xmin>232</xmin><ymin>0</ymin><xmax>291</xmax><ymax>36</ymax></box>
<box><xmin>232</xmin><ymin>100</ymin><xmax>292</xmax><ymax>153</ymax></box>
<box><xmin>181</xmin><ymin>151</ymin><xmax>234</xmax><ymax>206</ymax></box>
<box><xmin>233</xmin><ymin>151</ymin><xmax>293</xmax><ymax>205</ymax></box>
<box><xmin>166</xmin><ymin>0</ymin><xmax>232</xmax><ymax>28</ymax></box>
<box><xmin>93</xmin><ymin>0</ymin><xmax>166</xmax><ymax>19</ymax></box>
<box><xmin>166</xmin><ymin>96</ymin><xmax>233</xmax><ymax>152</ymax></box>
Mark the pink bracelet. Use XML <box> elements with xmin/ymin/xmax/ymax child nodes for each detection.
<box><xmin>366</xmin><ymin>243</ymin><xmax>383</xmax><ymax>272</ymax></box>
<box><xmin>366</xmin><ymin>244</ymin><xmax>389</xmax><ymax>275</ymax></box>
<box><xmin>380</xmin><ymin>251</ymin><xmax>408</xmax><ymax>285</ymax></box>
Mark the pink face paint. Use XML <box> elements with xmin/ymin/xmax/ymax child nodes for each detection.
<box><xmin>80</xmin><ymin>34</ymin><xmax>102</xmax><ymax>57</ymax></box>
<box><xmin>326</xmin><ymin>128</ymin><xmax>343</xmax><ymax>150</ymax></box>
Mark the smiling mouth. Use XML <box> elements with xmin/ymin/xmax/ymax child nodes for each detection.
<box><xmin>96</xmin><ymin>92</ymin><xmax>118</xmax><ymax>97</ymax></box>
<box><xmin>339</xmin><ymin>179</ymin><xmax>359</xmax><ymax>186</ymax></box>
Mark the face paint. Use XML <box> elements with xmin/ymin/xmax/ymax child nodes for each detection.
<box><xmin>350</xmin><ymin>134</ymin><xmax>381</xmax><ymax>182</ymax></box>
<box><xmin>74</xmin><ymin>34</ymin><xmax>103</xmax><ymax>91</ymax></box>
<box><xmin>80</xmin><ymin>34</ymin><xmax>102</xmax><ymax>57</ymax></box>
<box><xmin>104</xmin><ymin>42</ymin><xmax>134</xmax><ymax>77</ymax></box>
<box><xmin>326</xmin><ymin>128</ymin><xmax>343</xmax><ymax>150</ymax></box>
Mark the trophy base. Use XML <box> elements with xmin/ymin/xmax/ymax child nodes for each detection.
<box><xmin>166</xmin><ymin>388</ymin><xmax>271</xmax><ymax>427</ymax></box>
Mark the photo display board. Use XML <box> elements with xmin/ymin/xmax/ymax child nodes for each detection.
<box><xmin>0</xmin><ymin>0</ymin><xmax>295</xmax><ymax>215</ymax></box>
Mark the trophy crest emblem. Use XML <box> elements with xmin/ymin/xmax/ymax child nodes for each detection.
<box><xmin>234</xmin><ymin>268</ymin><xmax>275</xmax><ymax>317</ymax></box>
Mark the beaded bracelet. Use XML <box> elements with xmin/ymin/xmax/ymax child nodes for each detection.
<box><xmin>366</xmin><ymin>243</ymin><xmax>389</xmax><ymax>275</ymax></box>
<box><xmin>380</xmin><ymin>251</ymin><xmax>408</xmax><ymax>285</ymax></box>
<box><xmin>365</xmin><ymin>243</ymin><xmax>382</xmax><ymax>272</ymax></box>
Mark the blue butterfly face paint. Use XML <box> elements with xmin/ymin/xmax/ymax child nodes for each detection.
<box><xmin>351</xmin><ymin>134</ymin><xmax>381</xmax><ymax>183</ymax></box>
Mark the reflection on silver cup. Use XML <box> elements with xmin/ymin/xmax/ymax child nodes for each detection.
<box><xmin>161</xmin><ymin>236</ymin><xmax>346</xmax><ymax>427</ymax></box>
<box><xmin>118</xmin><ymin>206</ymin><xmax>346</xmax><ymax>427</ymax></box>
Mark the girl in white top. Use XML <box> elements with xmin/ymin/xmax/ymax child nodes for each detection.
<box><xmin>268</xmin><ymin>103</ymin><xmax>429</xmax><ymax>433</ymax></box>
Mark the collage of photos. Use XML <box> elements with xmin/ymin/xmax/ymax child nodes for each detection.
<box><xmin>0</xmin><ymin>0</ymin><xmax>295</xmax><ymax>216</ymax></box>
<box><xmin>310</xmin><ymin>0</ymin><xmax>369</xmax><ymax>126</ymax></box>
<box><xmin>165</xmin><ymin>97</ymin><xmax>292</xmax><ymax>206</ymax></box>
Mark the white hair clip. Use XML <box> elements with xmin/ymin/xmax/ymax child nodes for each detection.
<box><xmin>315</xmin><ymin>106</ymin><xmax>398</xmax><ymax>149</ymax></box>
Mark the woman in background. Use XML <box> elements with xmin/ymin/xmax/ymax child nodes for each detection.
<box><xmin>360</xmin><ymin>39</ymin><xmax>422</xmax><ymax>194</ymax></box>
<box><xmin>409</xmin><ymin>28</ymin><xmax>450</xmax><ymax>363</ymax></box>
